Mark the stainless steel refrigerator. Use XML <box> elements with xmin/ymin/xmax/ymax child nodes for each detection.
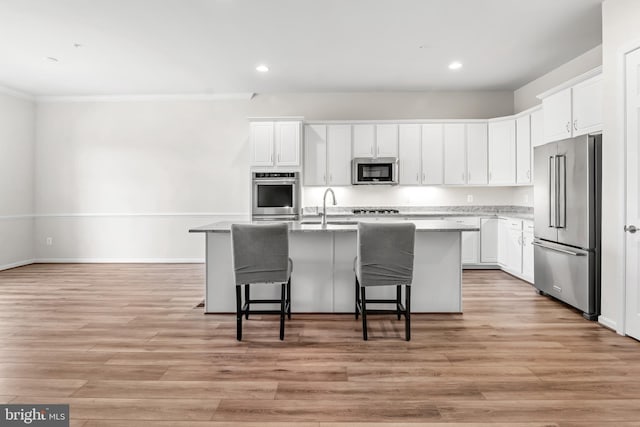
<box><xmin>533</xmin><ymin>134</ymin><xmax>601</xmax><ymax>320</ymax></box>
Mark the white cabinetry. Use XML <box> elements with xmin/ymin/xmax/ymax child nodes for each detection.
<box><xmin>352</xmin><ymin>124</ymin><xmax>376</xmax><ymax>157</ymax></box>
<box><xmin>531</xmin><ymin>108</ymin><xmax>545</xmax><ymax>148</ymax></box>
<box><xmin>421</xmin><ymin>124</ymin><xmax>444</xmax><ymax>185</ymax></box>
<box><xmin>352</xmin><ymin>124</ymin><xmax>398</xmax><ymax>158</ymax></box>
<box><xmin>496</xmin><ymin>217</ymin><xmax>534</xmax><ymax>283</ymax></box>
<box><xmin>399</xmin><ymin>124</ymin><xmax>422</xmax><ymax>185</ymax></box>
<box><xmin>480</xmin><ymin>218</ymin><xmax>498</xmax><ymax>263</ymax></box>
<box><xmin>488</xmin><ymin>119</ymin><xmax>516</xmax><ymax>185</ymax></box>
<box><xmin>327</xmin><ymin>125</ymin><xmax>352</xmax><ymax>185</ymax></box>
<box><xmin>450</xmin><ymin>217</ymin><xmax>480</xmax><ymax>264</ymax></box>
<box><xmin>444</xmin><ymin>124</ymin><xmax>467</xmax><ymax>185</ymax></box>
<box><xmin>516</xmin><ymin>115</ymin><xmax>532</xmax><ymax>184</ymax></box>
<box><xmin>522</xmin><ymin>222</ymin><xmax>534</xmax><ymax>283</ymax></box>
<box><xmin>303</xmin><ymin>124</ymin><xmax>351</xmax><ymax>186</ymax></box>
<box><xmin>541</xmin><ymin>73</ymin><xmax>602</xmax><ymax>143</ymax></box>
<box><xmin>466</xmin><ymin>123</ymin><xmax>488</xmax><ymax>185</ymax></box>
<box><xmin>303</xmin><ymin>125</ymin><xmax>327</xmax><ymax>185</ymax></box>
<box><xmin>251</xmin><ymin>121</ymin><xmax>301</xmax><ymax>167</ymax></box>
<box><xmin>376</xmin><ymin>124</ymin><xmax>399</xmax><ymax>157</ymax></box>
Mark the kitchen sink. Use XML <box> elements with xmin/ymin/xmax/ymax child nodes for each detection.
<box><xmin>300</xmin><ymin>220</ymin><xmax>358</xmax><ymax>225</ymax></box>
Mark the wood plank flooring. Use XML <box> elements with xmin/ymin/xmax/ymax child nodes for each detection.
<box><xmin>0</xmin><ymin>263</ymin><xmax>639</xmax><ymax>426</ymax></box>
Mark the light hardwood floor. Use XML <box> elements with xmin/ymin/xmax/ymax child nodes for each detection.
<box><xmin>0</xmin><ymin>264</ymin><xmax>639</xmax><ymax>426</ymax></box>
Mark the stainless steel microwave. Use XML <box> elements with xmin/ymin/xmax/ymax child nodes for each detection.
<box><xmin>352</xmin><ymin>158</ymin><xmax>399</xmax><ymax>185</ymax></box>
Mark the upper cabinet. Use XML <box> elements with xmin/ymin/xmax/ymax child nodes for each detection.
<box><xmin>541</xmin><ymin>71</ymin><xmax>602</xmax><ymax>143</ymax></box>
<box><xmin>352</xmin><ymin>124</ymin><xmax>398</xmax><ymax>158</ymax></box>
<box><xmin>488</xmin><ymin>119</ymin><xmax>516</xmax><ymax>185</ymax></box>
<box><xmin>250</xmin><ymin>120</ymin><xmax>301</xmax><ymax>167</ymax></box>
<box><xmin>303</xmin><ymin>124</ymin><xmax>351</xmax><ymax>186</ymax></box>
<box><xmin>466</xmin><ymin>123</ymin><xmax>488</xmax><ymax>185</ymax></box>
<box><xmin>516</xmin><ymin>115</ymin><xmax>532</xmax><ymax>184</ymax></box>
<box><xmin>443</xmin><ymin>124</ymin><xmax>467</xmax><ymax>185</ymax></box>
<box><xmin>421</xmin><ymin>124</ymin><xmax>444</xmax><ymax>185</ymax></box>
<box><xmin>398</xmin><ymin>124</ymin><xmax>422</xmax><ymax>185</ymax></box>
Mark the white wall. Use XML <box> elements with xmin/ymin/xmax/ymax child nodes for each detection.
<box><xmin>0</xmin><ymin>90</ymin><xmax>36</xmax><ymax>270</ymax></box>
<box><xmin>514</xmin><ymin>45</ymin><xmax>602</xmax><ymax>113</ymax></box>
<box><xmin>34</xmin><ymin>91</ymin><xmax>515</xmax><ymax>261</ymax></box>
<box><xmin>599</xmin><ymin>0</ymin><xmax>640</xmax><ymax>333</ymax></box>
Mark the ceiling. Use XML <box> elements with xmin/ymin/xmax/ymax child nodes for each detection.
<box><xmin>0</xmin><ymin>0</ymin><xmax>602</xmax><ymax>96</ymax></box>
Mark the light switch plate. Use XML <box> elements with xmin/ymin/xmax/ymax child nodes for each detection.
<box><xmin>467</xmin><ymin>194</ymin><xmax>473</xmax><ymax>203</ymax></box>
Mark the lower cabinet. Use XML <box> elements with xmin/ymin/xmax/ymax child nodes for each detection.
<box><xmin>496</xmin><ymin>217</ymin><xmax>534</xmax><ymax>283</ymax></box>
<box><xmin>450</xmin><ymin>217</ymin><xmax>480</xmax><ymax>264</ymax></box>
<box><xmin>480</xmin><ymin>218</ymin><xmax>498</xmax><ymax>263</ymax></box>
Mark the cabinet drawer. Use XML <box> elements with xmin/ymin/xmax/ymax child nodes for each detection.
<box><xmin>501</xmin><ymin>218</ymin><xmax>522</xmax><ymax>231</ymax></box>
<box><xmin>449</xmin><ymin>217</ymin><xmax>480</xmax><ymax>227</ymax></box>
<box><xmin>524</xmin><ymin>221</ymin><xmax>534</xmax><ymax>233</ymax></box>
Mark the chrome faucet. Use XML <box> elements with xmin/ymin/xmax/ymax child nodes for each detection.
<box><xmin>321</xmin><ymin>188</ymin><xmax>337</xmax><ymax>226</ymax></box>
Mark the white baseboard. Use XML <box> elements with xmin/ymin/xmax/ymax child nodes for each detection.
<box><xmin>0</xmin><ymin>259</ymin><xmax>36</xmax><ymax>271</ymax></box>
<box><xmin>598</xmin><ymin>316</ymin><xmax>619</xmax><ymax>333</ymax></box>
<box><xmin>34</xmin><ymin>258</ymin><xmax>205</xmax><ymax>264</ymax></box>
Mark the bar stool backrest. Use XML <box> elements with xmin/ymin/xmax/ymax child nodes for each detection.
<box><xmin>231</xmin><ymin>223</ymin><xmax>290</xmax><ymax>285</ymax></box>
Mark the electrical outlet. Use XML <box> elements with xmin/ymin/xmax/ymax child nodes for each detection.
<box><xmin>46</xmin><ymin>237</ymin><xmax>53</xmax><ymax>246</ymax></box>
<box><xmin>467</xmin><ymin>194</ymin><xmax>474</xmax><ymax>203</ymax></box>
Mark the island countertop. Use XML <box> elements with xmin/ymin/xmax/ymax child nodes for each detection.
<box><xmin>189</xmin><ymin>219</ymin><xmax>480</xmax><ymax>233</ymax></box>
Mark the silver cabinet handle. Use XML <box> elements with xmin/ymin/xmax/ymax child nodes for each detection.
<box><xmin>532</xmin><ymin>241</ymin><xmax>586</xmax><ymax>256</ymax></box>
<box><xmin>461</xmin><ymin>172</ymin><xmax>465</xmax><ymax>182</ymax></box>
<box><xmin>566</xmin><ymin>121</ymin><xmax>571</xmax><ymax>133</ymax></box>
<box><xmin>370</xmin><ymin>146</ymin><xmax>373</xmax><ymax>155</ymax></box>
<box><xmin>377</xmin><ymin>146</ymin><xmax>380</xmax><ymax>156</ymax></box>
<box><xmin>526</xmin><ymin>170</ymin><xmax>530</xmax><ymax>180</ymax></box>
<box><xmin>422</xmin><ymin>172</ymin><xmax>426</xmax><ymax>182</ymax></box>
<box><xmin>573</xmin><ymin>119</ymin><xmax>578</xmax><ymax>131</ymax></box>
<box><xmin>416</xmin><ymin>172</ymin><xmax>419</xmax><ymax>182</ymax></box>
<box><xmin>270</xmin><ymin>153</ymin><xmax>273</xmax><ymax>162</ymax></box>
<box><xmin>329</xmin><ymin>174</ymin><xmax>332</xmax><ymax>182</ymax></box>
<box><xmin>625</xmin><ymin>225</ymin><xmax>637</xmax><ymax>234</ymax></box>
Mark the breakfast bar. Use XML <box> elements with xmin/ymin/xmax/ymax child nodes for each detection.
<box><xmin>190</xmin><ymin>220</ymin><xmax>478</xmax><ymax>313</ymax></box>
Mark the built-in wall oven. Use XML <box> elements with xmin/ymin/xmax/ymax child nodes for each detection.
<box><xmin>251</xmin><ymin>172</ymin><xmax>300</xmax><ymax>221</ymax></box>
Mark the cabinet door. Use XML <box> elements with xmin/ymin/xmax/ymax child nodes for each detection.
<box><xmin>522</xmin><ymin>231</ymin><xmax>534</xmax><ymax>282</ymax></box>
<box><xmin>352</xmin><ymin>124</ymin><xmax>375</xmax><ymax>157</ymax></box>
<box><xmin>275</xmin><ymin>121</ymin><xmax>300</xmax><ymax>166</ymax></box>
<box><xmin>250</xmin><ymin>122</ymin><xmax>274</xmax><ymax>166</ymax></box>
<box><xmin>466</xmin><ymin>123</ymin><xmax>488</xmax><ymax>185</ymax></box>
<box><xmin>530</xmin><ymin>108</ymin><xmax>545</xmax><ymax>148</ymax></box>
<box><xmin>327</xmin><ymin>125</ymin><xmax>352</xmax><ymax>186</ymax></box>
<box><xmin>488</xmin><ymin>119</ymin><xmax>516</xmax><ymax>185</ymax></box>
<box><xmin>497</xmin><ymin>218</ymin><xmax>509</xmax><ymax>266</ymax></box>
<box><xmin>480</xmin><ymin>218</ymin><xmax>498</xmax><ymax>263</ymax></box>
<box><xmin>399</xmin><ymin>124</ymin><xmax>421</xmax><ymax>185</ymax></box>
<box><xmin>443</xmin><ymin>124</ymin><xmax>466</xmax><ymax>185</ymax></box>
<box><xmin>543</xmin><ymin>87</ymin><xmax>572</xmax><ymax>142</ymax></box>
<box><xmin>303</xmin><ymin>124</ymin><xmax>327</xmax><ymax>186</ymax></box>
<box><xmin>462</xmin><ymin>231</ymin><xmax>480</xmax><ymax>264</ymax></box>
<box><xmin>572</xmin><ymin>75</ymin><xmax>603</xmax><ymax>136</ymax></box>
<box><xmin>516</xmin><ymin>115</ymin><xmax>532</xmax><ymax>184</ymax></box>
<box><xmin>507</xmin><ymin>229</ymin><xmax>523</xmax><ymax>273</ymax></box>
<box><xmin>421</xmin><ymin>124</ymin><xmax>444</xmax><ymax>184</ymax></box>
<box><xmin>376</xmin><ymin>124</ymin><xmax>398</xmax><ymax>157</ymax></box>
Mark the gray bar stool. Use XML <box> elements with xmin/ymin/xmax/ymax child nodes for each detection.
<box><xmin>354</xmin><ymin>222</ymin><xmax>416</xmax><ymax>341</ymax></box>
<box><xmin>231</xmin><ymin>223</ymin><xmax>292</xmax><ymax>341</ymax></box>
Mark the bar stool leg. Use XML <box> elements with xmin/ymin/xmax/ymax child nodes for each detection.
<box><xmin>361</xmin><ymin>286</ymin><xmax>368</xmax><ymax>341</ymax></box>
<box><xmin>396</xmin><ymin>285</ymin><xmax>402</xmax><ymax>320</ymax></box>
<box><xmin>244</xmin><ymin>284</ymin><xmax>250</xmax><ymax>319</ymax></box>
<box><xmin>405</xmin><ymin>285</ymin><xmax>411</xmax><ymax>341</ymax></box>
<box><xmin>235</xmin><ymin>285</ymin><xmax>243</xmax><ymax>341</ymax></box>
<box><xmin>355</xmin><ymin>277</ymin><xmax>360</xmax><ymax>320</ymax></box>
<box><xmin>279</xmin><ymin>283</ymin><xmax>286</xmax><ymax>340</ymax></box>
<box><xmin>286</xmin><ymin>278</ymin><xmax>291</xmax><ymax>320</ymax></box>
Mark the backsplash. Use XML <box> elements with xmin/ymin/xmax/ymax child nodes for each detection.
<box><xmin>302</xmin><ymin>185</ymin><xmax>533</xmax><ymax>209</ymax></box>
<box><xmin>302</xmin><ymin>205</ymin><xmax>533</xmax><ymax>216</ymax></box>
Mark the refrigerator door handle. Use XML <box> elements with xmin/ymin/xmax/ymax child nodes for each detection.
<box><xmin>549</xmin><ymin>156</ymin><xmax>556</xmax><ymax>228</ymax></box>
<box><xmin>557</xmin><ymin>155</ymin><xmax>566</xmax><ymax>229</ymax></box>
<box><xmin>532</xmin><ymin>241</ymin><xmax>586</xmax><ymax>256</ymax></box>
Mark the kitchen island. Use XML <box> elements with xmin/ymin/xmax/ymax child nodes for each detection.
<box><xmin>189</xmin><ymin>219</ymin><xmax>479</xmax><ymax>313</ymax></box>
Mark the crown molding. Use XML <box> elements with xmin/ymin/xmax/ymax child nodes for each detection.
<box><xmin>0</xmin><ymin>84</ymin><xmax>34</xmax><ymax>101</ymax></box>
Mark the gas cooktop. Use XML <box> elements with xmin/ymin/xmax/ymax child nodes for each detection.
<box><xmin>352</xmin><ymin>208</ymin><xmax>400</xmax><ymax>215</ymax></box>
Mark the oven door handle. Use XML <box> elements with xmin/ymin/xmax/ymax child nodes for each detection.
<box><xmin>253</xmin><ymin>179</ymin><xmax>297</xmax><ymax>184</ymax></box>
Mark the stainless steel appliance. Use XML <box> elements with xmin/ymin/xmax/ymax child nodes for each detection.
<box><xmin>251</xmin><ymin>172</ymin><xmax>300</xmax><ymax>221</ymax></box>
<box><xmin>533</xmin><ymin>134</ymin><xmax>601</xmax><ymax>320</ymax></box>
<box><xmin>352</xmin><ymin>158</ymin><xmax>399</xmax><ymax>185</ymax></box>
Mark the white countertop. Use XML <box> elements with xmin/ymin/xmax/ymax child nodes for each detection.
<box><xmin>189</xmin><ymin>219</ymin><xmax>480</xmax><ymax>233</ymax></box>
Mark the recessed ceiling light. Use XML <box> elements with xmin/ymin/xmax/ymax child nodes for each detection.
<box><xmin>448</xmin><ymin>61</ymin><xmax>463</xmax><ymax>70</ymax></box>
<box><xmin>256</xmin><ymin>64</ymin><xmax>269</xmax><ymax>73</ymax></box>
<box><xmin>46</xmin><ymin>56</ymin><xmax>59</xmax><ymax>63</ymax></box>
<box><xmin>74</xmin><ymin>43</ymin><xmax>83</xmax><ymax>48</ymax></box>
